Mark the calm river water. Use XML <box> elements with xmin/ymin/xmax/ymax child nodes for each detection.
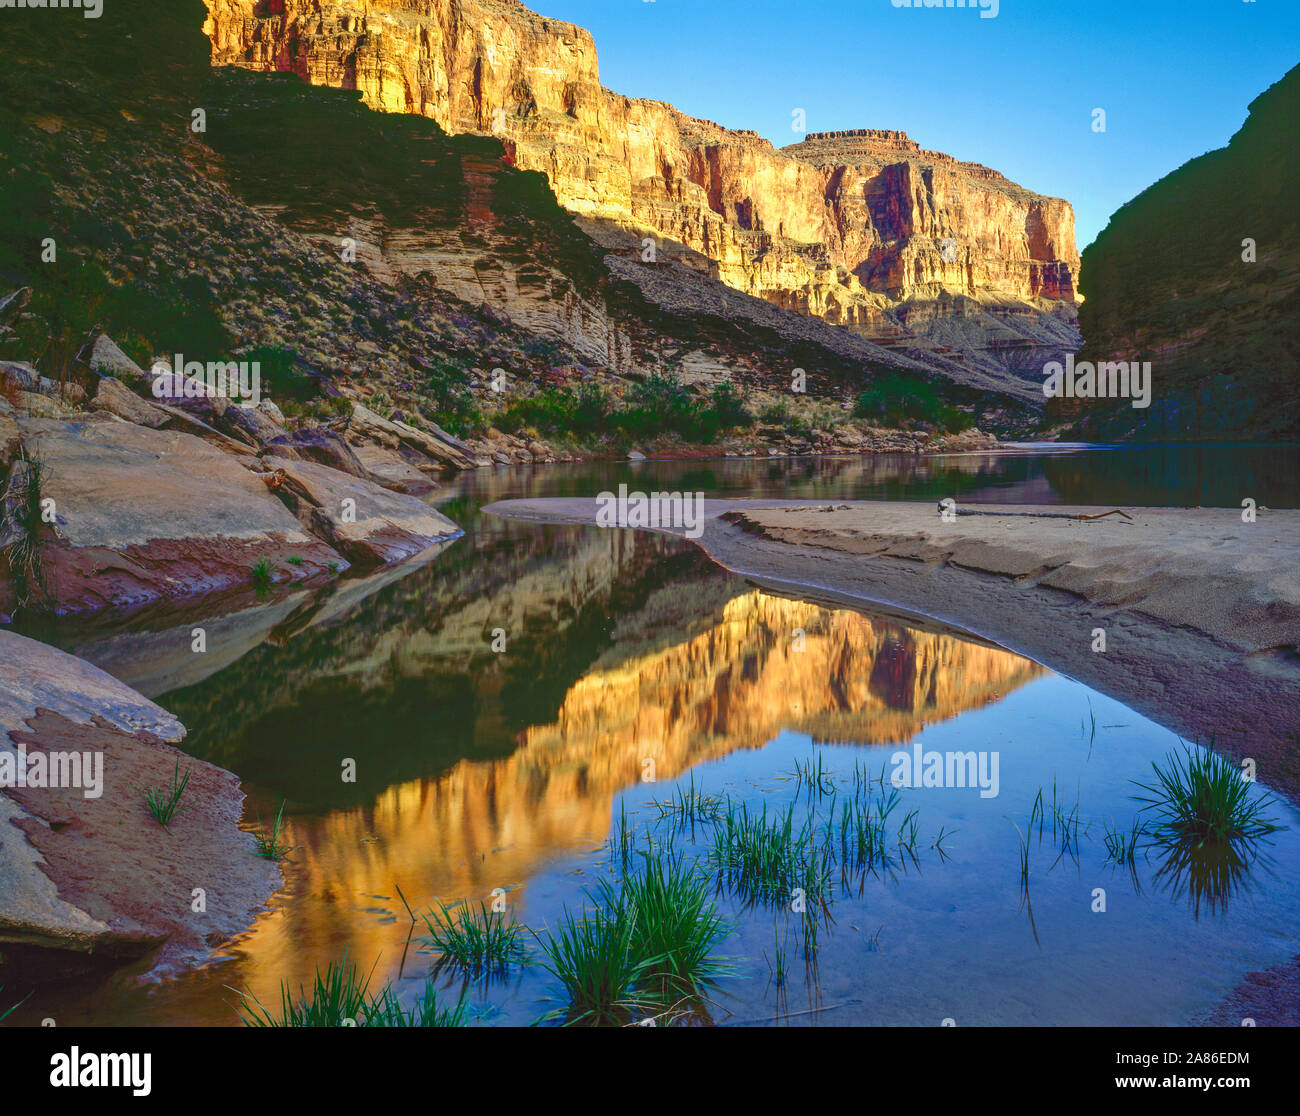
<box><xmin>8</xmin><ymin>443</ymin><xmax>1299</xmax><ymax>1026</ymax></box>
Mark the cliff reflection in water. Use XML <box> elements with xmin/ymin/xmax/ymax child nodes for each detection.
<box><xmin>215</xmin><ymin>571</ymin><xmax>1042</xmax><ymax>1011</ymax></box>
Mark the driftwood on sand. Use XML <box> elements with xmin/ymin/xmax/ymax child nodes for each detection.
<box><xmin>940</xmin><ymin>503</ymin><xmax>1133</xmax><ymax>522</ymax></box>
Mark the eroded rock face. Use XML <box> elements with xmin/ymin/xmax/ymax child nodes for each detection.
<box><xmin>2</xmin><ymin>407</ymin><xmax>466</xmax><ymax>618</ymax></box>
<box><xmin>267</xmin><ymin>426</ymin><xmax>370</xmax><ymax>478</ymax></box>
<box><xmin>0</xmin><ymin>631</ymin><xmax>281</xmax><ymax>973</ymax></box>
<box><xmin>787</xmin><ymin>130</ymin><xmax>1078</xmax><ymax>304</ymax></box>
<box><xmin>350</xmin><ymin>443</ymin><xmax>439</xmax><ymax>494</ymax></box>
<box><xmin>203</xmin><ymin>0</ymin><xmax>1079</xmax><ymax>371</ymax></box>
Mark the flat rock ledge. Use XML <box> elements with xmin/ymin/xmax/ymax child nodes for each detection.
<box><xmin>5</xmin><ymin>418</ymin><xmax>462</xmax><ymax>618</ymax></box>
<box><xmin>0</xmin><ymin>631</ymin><xmax>281</xmax><ymax>975</ymax></box>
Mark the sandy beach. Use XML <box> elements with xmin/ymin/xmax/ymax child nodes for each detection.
<box><xmin>486</xmin><ymin>497</ymin><xmax>1300</xmax><ymax>804</ymax></box>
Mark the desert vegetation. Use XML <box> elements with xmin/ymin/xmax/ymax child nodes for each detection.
<box><xmin>475</xmin><ymin>370</ymin><xmax>978</xmax><ymax>453</ymax></box>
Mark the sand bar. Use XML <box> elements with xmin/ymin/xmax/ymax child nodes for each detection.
<box><xmin>486</xmin><ymin>497</ymin><xmax>1300</xmax><ymax>803</ymax></box>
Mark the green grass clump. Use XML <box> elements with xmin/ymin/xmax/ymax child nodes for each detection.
<box><xmin>422</xmin><ymin>900</ymin><xmax>527</xmax><ymax>976</ymax></box>
<box><xmin>136</xmin><ymin>760</ymin><xmax>190</xmax><ymax>827</ymax></box>
<box><xmin>250</xmin><ymin>798</ymin><xmax>291</xmax><ymax>860</ymax></box>
<box><xmin>1102</xmin><ymin>817</ymin><xmax>1147</xmax><ymax>867</ymax></box>
<box><xmin>711</xmin><ymin>800</ymin><xmax>830</xmax><ymax>907</ymax></box>
<box><xmin>363</xmin><ymin>980</ymin><xmax>468</xmax><ymax>1028</ymax></box>
<box><xmin>2</xmin><ymin>450</ymin><xmax>48</xmax><ymax>611</ymax></box>
<box><xmin>538</xmin><ymin>850</ymin><xmax>732</xmax><ymax>1025</ymax></box>
<box><xmin>650</xmin><ymin>773</ymin><xmax>724</xmax><ymax>828</ymax></box>
<box><xmin>537</xmin><ymin>901</ymin><xmax>650</xmax><ymax>1026</ymax></box>
<box><xmin>593</xmin><ymin>854</ymin><xmax>731</xmax><ymax>1006</ymax></box>
<box><xmin>234</xmin><ymin>955</ymin><xmax>375</xmax><ymax>1027</ymax></box>
<box><xmin>793</xmin><ymin>753</ymin><xmax>836</xmax><ymax>800</ymax></box>
<box><xmin>250</xmin><ymin>556</ymin><xmax>274</xmax><ymax>588</ymax></box>
<box><xmin>837</xmin><ymin>798</ymin><xmax>887</xmax><ymax>870</ymax></box>
<box><xmin>1133</xmin><ymin>744</ymin><xmax>1283</xmax><ymax>846</ymax></box>
<box><xmin>233</xmin><ymin>956</ymin><xmax>466</xmax><ymax>1027</ymax></box>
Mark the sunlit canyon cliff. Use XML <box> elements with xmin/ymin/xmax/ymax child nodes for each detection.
<box><xmin>203</xmin><ymin>0</ymin><xmax>1081</xmax><ymax>387</ymax></box>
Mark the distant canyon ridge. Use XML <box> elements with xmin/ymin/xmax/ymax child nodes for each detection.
<box><xmin>202</xmin><ymin>0</ymin><xmax>1082</xmax><ymax>390</ymax></box>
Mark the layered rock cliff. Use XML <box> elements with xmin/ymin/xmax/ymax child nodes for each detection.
<box><xmin>2</xmin><ymin>0</ymin><xmax>1048</xmax><ymax>463</ymax></box>
<box><xmin>202</xmin><ymin>0</ymin><xmax>1081</xmax><ymax>387</ymax></box>
<box><xmin>1064</xmin><ymin>63</ymin><xmax>1300</xmax><ymax>440</ymax></box>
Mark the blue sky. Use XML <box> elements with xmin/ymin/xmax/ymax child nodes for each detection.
<box><xmin>538</xmin><ymin>0</ymin><xmax>1298</xmax><ymax>249</ymax></box>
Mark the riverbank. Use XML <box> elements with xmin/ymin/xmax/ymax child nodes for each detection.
<box><xmin>0</xmin><ymin>378</ymin><xmax>463</xmax><ymax>621</ymax></box>
<box><xmin>461</xmin><ymin>419</ymin><xmax>999</xmax><ymax>467</ymax></box>
<box><xmin>485</xmin><ymin>496</ymin><xmax>1300</xmax><ymax>804</ymax></box>
<box><xmin>1</xmin><ymin>352</ymin><xmax>992</xmax><ymax>622</ymax></box>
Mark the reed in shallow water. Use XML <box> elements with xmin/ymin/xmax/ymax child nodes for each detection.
<box><xmin>1133</xmin><ymin>743</ymin><xmax>1283</xmax><ymax>845</ymax></box>
<box><xmin>422</xmin><ymin>899</ymin><xmax>528</xmax><ymax>977</ymax></box>
<box><xmin>536</xmin><ymin>901</ymin><xmax>652</xmax><ymax>1026</ymax></box>
<box><xmin>232</xmin><ymin>954</ymin><xmax>467</xmax><ymax>1027</ymax></box>
<box><xmin>538</xmin><ymin>850</ymin><xmax>733</xmax><ymax>1025</ymax></box>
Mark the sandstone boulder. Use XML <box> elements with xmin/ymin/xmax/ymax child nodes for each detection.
<box><xmin>11</xmin><ymin>419</ymin><xmax>345</xmax><ymax>615</ymax></box>
<box><xmin>91</xmin><ymin>376</ymin><xmax>170</xmax><ymax>429</ymax></box>
<box><xmin>0</xmin><ymin>361</ymin><xmax>43</xmax><ymax>393</ymax></box>
<box><xmin>351</xmin><ymin>442</ymin><xmax>439</xmax><ymax>495</ymax></box>
<box><xmin>81</xmin><ymin>333</ymin><xmax>147</xmax><ymax>382</ymax></box>
<box><xmin>0</xmin><ymin>362</ymin><xmax>85</xmax><ymax>405</ymax></box>
<box><xmin>0</xmin><ymin>631</ymin><xmax>280</xmax><ymax>972</ymax></box>
<box><xmin>148</xmin><ymin>398</ymin><xmax>259</xmax><ymax>456</ymax></box>
<box><xmin>216</xmin><ymin>400</ymin><xmax>286</xmax><ymax>447</ymax></box>
<box><xmin>12</xmin><ymin>390</ymin><xmax>70</xmax><ymax>418</ymax></box>
<box><xmin>268</xmin><ymin>425</ymin><xmax>368</xmax><ymax>477</ymax></box>
<box><xmin>257</xmin><ymin>400</ymin><xmax>286</xmax><ymax>426</ymax></box>
<box><xmin>347</xmin><ymin>402</ymin><xmax>476</xmax><ymax>471</ymax></box>
<box><xmin>262</xmin><ymin>454</ymin><xmax>460</xmax><ymax>566</ymax></box>
<box><xmin>147</xmin><ymin>371</ymin><xmax>230</xmax><ymax>422</ymax></box>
